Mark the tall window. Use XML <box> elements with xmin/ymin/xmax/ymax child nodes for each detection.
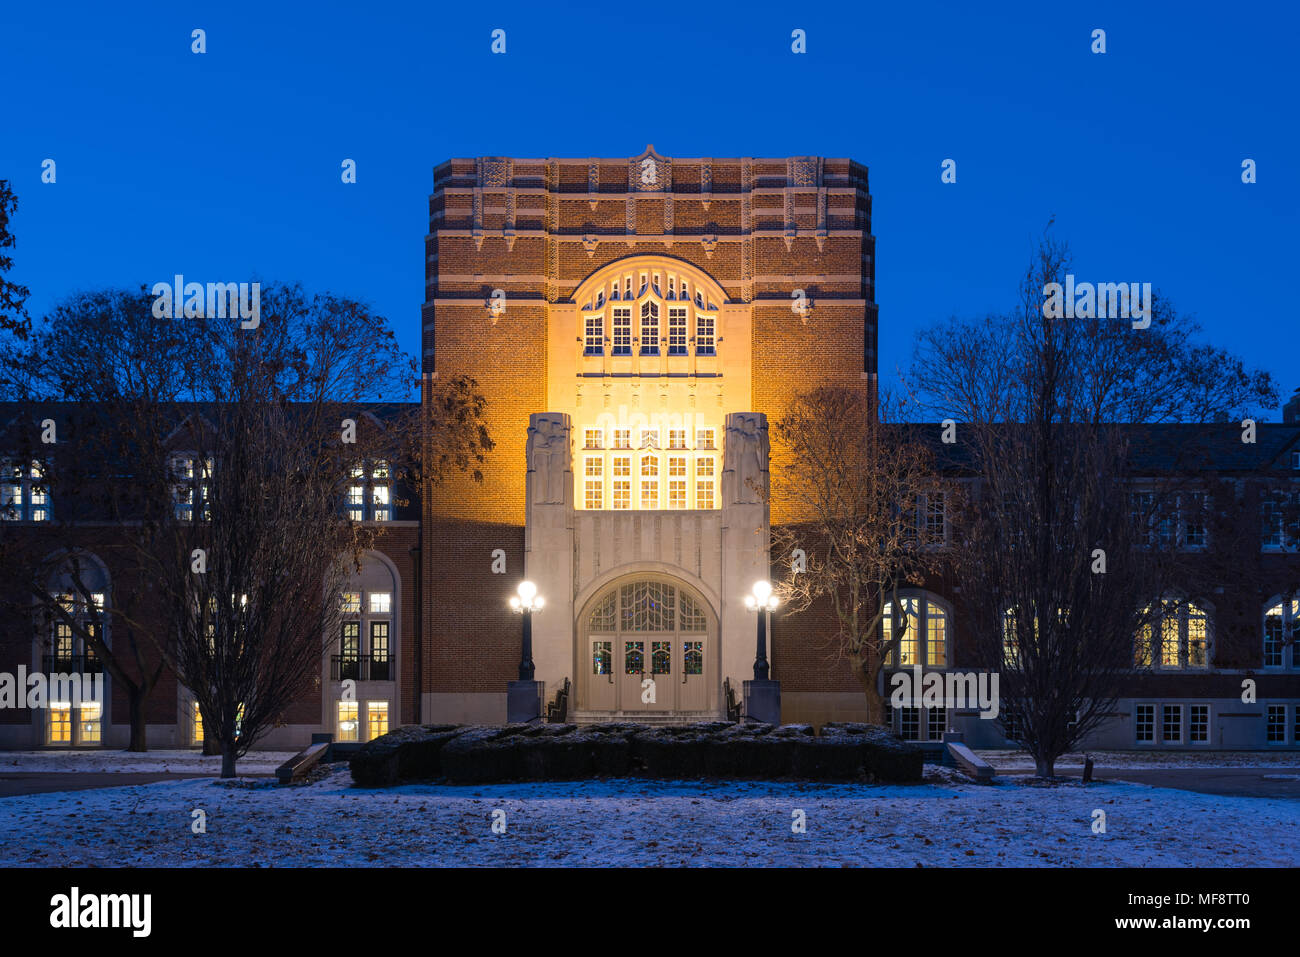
<box><xmin>668</xmin><ymin>307</ymin><xmax>688</xmax><ymax>356</ymax></box>
<box><xmin>640</xmin><ymin>300</ymin><xmax>659</xmax><ymax>355</ymax></box>
<box><xmin>1136</xmin><ymin>600</ymin><xmax>1211</xmax><ymax>670</ymax></box>
<box><xmin>612</xmin><ymin>308</ymin><xmax>632</xmax><ymax>356</ymax></box>
<box><xmin>335</xmin><ymin>589</ymin><xmax>393</xmax><ymax>682</ymax></box>
<box><xmin>612</xmin><ymin>456</ymin><xmax>631</xmax><ymax>510</ymax></box>
<box><xmin>1</xmin><ymin>461</ymin><xmax>49</xmax><ymax>521</ymax></box>
<box><xmin>584</xmin><ymin>315</ymin><xmax>604</xmax><ymax>355</ymax></box>
<box><xmin>347</xmin><ymin>460</ymin><xmax>392</xmax><ymax>522</ymax></box>
<box><xmin>1263</xmin><ymin>597</ymin><xmax>1300</xmax><ymax>669</ymax></box>
<box><xmin>695</xmin><ymin>457</ymin><xmax>715</xmax><ymax>509</ymax></box>
<box><xmin>640</xmin><ymin>456</ymin><xmax>659</xmax><ymax>509</ymax></box>
<box><xmin>668</xmin><ymin>456</ymin><xmax>687</xmax><ymax>509</ymax></box>
<box><xmin>696</xmin><ymin>314</ymin><xmax>715</xmax><ymax>356</ymax></box>
<box><xmin>883</xmin><ymin>595</ymin><xmax>949</xmax><ymax>667</ymax></box>
<box><xmin>584</xmin><ymin>457</ymin><xmax>604</xmax><ymax>510</ymax></box>
<box><xmin>1262</xmin><ymin>488</ymin><xmax>1299</xmax><ymax>550</ymax></box>
<box><xmin>367</xmin><ymin>701</ymin><xmax>389</xmax><ymax>741</ymax></box>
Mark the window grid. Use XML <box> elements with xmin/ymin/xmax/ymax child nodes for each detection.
<box><xmin>1135</xmin><ymin>704</ymin><xmax>1155</xmax><ymax>743</ymax></box>
<box><xmin>1189</xmin><ymin>704</ymin><xmax>1209</xmax><ymax>743</ymax></box>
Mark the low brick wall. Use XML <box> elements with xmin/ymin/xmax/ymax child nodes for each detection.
<box><xmin>349</xmin><ymin>721</ymin><xmax>922</xmax><ymax>786</ymax></box>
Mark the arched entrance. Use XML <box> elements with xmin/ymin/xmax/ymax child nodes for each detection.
<box><xmin>578</xmin><ymin>576</ymin><xmax>714</xmax><ymax>715</ymax></box>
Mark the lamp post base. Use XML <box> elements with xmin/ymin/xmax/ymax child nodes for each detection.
<box><xmin>742</xmin><ymin>679</ymin><xmax>782</xmax><ymax>725</ymax></box>
<box><xmin>506</xmin><ymin>679</ymin><xmax>544</xmax><ymax>723</ymax></box>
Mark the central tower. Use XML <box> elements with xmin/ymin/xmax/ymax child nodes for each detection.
<box><xmin>420</xmin><ymin>148</ymin><xmax>875</xmax><ymax>724</ymax></box>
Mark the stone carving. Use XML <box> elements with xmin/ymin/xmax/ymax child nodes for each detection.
<box><xmin>630</xmin><ymin>145</ymin><xmax>670</xmax><ymax>192</ymax></box>
<box><xmin>582</xmin><ymin>234</ymin><xmax>599</xmax><ymax>258</ymax></box>
<box><xmin>701</xmin><ymin>235</ymin><xmax>717</xmax><ymax>259</ymax></box>
<box><xmin>527</xmin><ymin>414</ymin><xmax>570</xmax><ymax>506</ymax></box>
<box><xmin>700</xmin><ymin>160</ymin><xmax>712</xmax><ymax>210</ymax></box>
<box><xmin>588</xmin><ymin>160</ymin><xmax>599</xmax><ymax>208</ymax></box>
<box><xmin>788</xmin><ymin>156</ymin><xmax>820</xmax><ymax>187</ymax></box>
<box><xmin>725</xmin><ymin>412</ymin><xmax>769</xmax><ymax>505</ymax></box>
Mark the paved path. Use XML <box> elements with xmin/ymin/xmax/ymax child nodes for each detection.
<box><xmin>1003</xmin><ymin>766</ymin><xmax>1300</xmax><ymax>798</ymax></box>
<box><xmin>0</xmin><ymin>772</ymin><xmax>270</xmax><ymax>798</ymax></box>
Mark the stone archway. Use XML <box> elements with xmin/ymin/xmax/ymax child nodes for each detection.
<box><xmin>576</xmin><ymin>575</ymin><xmax>717</xmax><ymax>718</ymax></box>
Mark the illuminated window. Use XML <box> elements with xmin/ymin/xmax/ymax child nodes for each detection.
<box><xmin>192</xmin><ymin>700</ymin><xmax>204</xmax><ymax>744</ymax></box>
<box><xmin>612</xmin><ymin>308</ymin><xmax>632</xmax><ymax>356</ymax></box>
<box><xmin>696</xmin><ymin>429</ymin><xmax>715</xmax><ymax>450</ymax></box>
<box><xmin>584</xmin><ymin>429</ymin><xmax>603</xmax><ymax>449</ymax></box>
<box><xmin>347</xmin><ymin>460</ymin><xmax>391</xmax><ymax>522</ymax></box>
<box><xmin>695</xmin><ymin>457</ymin><xmax>715</xmax><ymax>510</ymax></box>
<box><xmin>668</xmin><ymin>430</ymin><xmax>687</xmax><ymax>450</ymax></box>
<box><xmin>337</xmin><ymin>702</ymin><xmax>359</xmax><ymax>742</ymax></box>
<box><xmin>80</xmin><ymin>702</ymin><xmax>102</xmax><ymax>744</ymax></box>
<box><xmin>696</xmin><ymin>314</ymin><xmax>715</xmax><ymax>356</ymax></box>
<box><xmin>668</xmin><ymin>456</ymin><xmax>687</xmax><ymax>509</ymax></box>
<box><xmin>1</xmin><ymin>461</ymin><xmax>49</xmax><ymax>522</ymax></box>
<box><xmin>640</xmin><ymin>456</ymin><xmax>659</xmax><ymax>510</ymax></box>
<box><xmin>640</xmin><ymin>429</ymin><xmax>659</xmax><ymax>450</ymax></box>
<box><xmin>1138</xmin><ymin>600</ymin><xmax>1211</xmax><ymax>670</ymax></box>
<box><xmin>668</xmin><ymin>307</ymin><xmax>688</xmax><ymax>356</ymax></box>
<box><xmin>341</xmin><ymin>592</ymin><xmax>361</xmax><ymax>614</ymax></box>
<box><xmin>613</xmin><ymin>429</ymin><xmax>631</xmax><ymax>450</ymax></box>
<box><xmin>883</xmin><ymin>595</ymin><xmax>949</xmax><ymax>668</ymax></box>
<box><xmin>369</xmin><ymin>592</ymin><xmax>391</xmax><ymax>614</ymax></box>
<box><xmin>612</xmin><ymin>457</ymin><xmax>631</xmax><ymax>509</ymax></box>
<box><xmin>584</xmin><ymin>457</ymin><xmax>604</xmax><ymax>510</ymax></box>
<box><xmin>584</xmin><ymin>315</ymin><xmax>604</xmax><ymax>355</ymax></box>
<box><xmin>48</xmin><ymin>704</ymin><xmax>71</xmax><ymax>744</ymax></box>
<box><xmin>367</xmin><ymin>701</ymin><xmax>389</xmax><ymax>741</ymax></box>
<box><xmin>592</xmin><ymin>641</ymin><xmax>612</xmax><ymax>674</ymax></box>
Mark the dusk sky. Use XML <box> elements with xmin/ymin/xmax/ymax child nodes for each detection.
<box><xmin>2</xmin><ymin>1</ymin><xmax>1295</xmax><ymax>407</ymax></box>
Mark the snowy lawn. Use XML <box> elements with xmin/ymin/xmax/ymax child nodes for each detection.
<box><xmin>0</xmin><ymin>750</ymin><xmax>294</xmax><ymax>775</ymax></box>
<box><xmin>976</xmin><ymin>749</ymin><xmax>1300</xmax><ymax>770</ymax></box>
<box><xmin>0</xmin><ymin>765</ymin><xmax>1295</xmax><ymax>867</ymax></box>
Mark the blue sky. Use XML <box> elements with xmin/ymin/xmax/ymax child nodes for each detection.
<box><xmin>2</xmin><ymin>1</ymin><xmax>1296</xmax><ymax>408</ymax></box>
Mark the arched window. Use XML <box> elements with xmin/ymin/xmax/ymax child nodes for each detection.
<box><xmin>1135</xmin><ymin>599</ymin><xmax>1211</xmax><ymax>670</ymax></box>
<box><xmin>882</xmin><ymin>593</ymin><xmax>949</xmax><ymax>667</ymax></box>
<box><xmin>577</xmin><ymin>262</ymin><xmax>721</xmax><ymax>363</ymax></box>
<box><xmin>1263</xmin><ymin>596</ymin><xmax>1300</xmax><ymax>669</ymax></box>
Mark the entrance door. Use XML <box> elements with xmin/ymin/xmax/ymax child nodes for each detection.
<box><xmin>619</xmin><ymin>638</ymin><xmax>647</xmax><ymax>710</ymax></box>
<box><xmin>588</xmin><ymin>637</ymin><xmax>616</xmax><ymax>710</ymax></box>
<box><xmin>680</xmin><ymin>637</ymin><xmax>706</xmax><ymax>710</ymax></box>
<box><xmin>578</xmin><ymin>579</ymin><xmax>714</xmax><ymax>715</ymax></box>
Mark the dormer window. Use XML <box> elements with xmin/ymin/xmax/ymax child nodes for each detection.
<box><xmin>347</xmin><ymin>460</ymin><xmax>392</xmax><ymax>522</ymax></box>
<box><xmin>1</xmin><ymin>460</ymin><xmax>50</xmax><ymax>522</ymax></box>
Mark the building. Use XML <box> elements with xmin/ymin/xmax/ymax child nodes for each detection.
<box><xmin>0</xmin><ymin>150</ymin><xmax>1296</xmax><ymax>752</ymax></box>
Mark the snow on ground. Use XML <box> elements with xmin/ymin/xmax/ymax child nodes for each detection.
<box><xmin>0</xmin><ymin>750</ymin><xmax>294</xmax><ymax>775</ymax></box>
<box><xmin>976</xmin><ymin>749</ymin><xmax>1300</xmax><ymax>770</ymax></box>
<box><xmin>0</xmin><ymin>764</ymin><xmax>1295</xmax><ymax>867</ymax></box>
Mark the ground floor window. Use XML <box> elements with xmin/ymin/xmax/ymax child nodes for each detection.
<box><xmin>1162</xmin><ymin>704</ymin><xmax>1183</xmax><ymax>744</ymax></box>
<box><xmin>79</xmin><ymin>702</ymin><xmax>102</xmax><ymax>744</ymax></box>
<box><xmin>927</xmin><ymin>707</ymin><xmax>946</xmax><ymax>740</ymax></box>
<box><xmin>1135</xmin><ymin>704</ymin><xmax>1155</xmax><ymax>743</ymax></box>
<box><xmin>1267</xmin><ymin>705</ymin><xmax>1287</xmax><ymax>743</ymax></box>
<box><xmin>192</xmin><ymin>701</ymin><xmax>204</xmax><ymax>744</ymax></box>
<box><xmin>338</xmin><ymin>701</ymin><xmax>360</xmax><ymax>742</ymax></box>
<box><xmin>48</xmin><ymin>703</ymin><xmax>72</xmax><ymax>744</ymax></box>
<box><xmin>367</xmin><ymin>701</ymin><xmax>389</xmax><ymax>740</ymax></box>
<box><xmin>1189</xmin><ymin>704</ymin><xmax>1209</xmax><ymax>743</ymax></box>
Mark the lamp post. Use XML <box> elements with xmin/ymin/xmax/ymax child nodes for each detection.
<box><xmin>509</xmin><ymin>580</ymin><xmax>544</xmax><ymax>681</ymax></box>
<box><xmin>744</xmin><ymin>580</ymin><xmax>779</xmax><ymax>680</ymax></box>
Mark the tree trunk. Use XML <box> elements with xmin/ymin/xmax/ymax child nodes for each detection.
<box><xmin>1034</xmin><ymin>754</ymin><xmax>1055</xmax><ymax>778</ymax></box>
<box><xmin>850</xmin><ymin>652</ymin><xmax>885</xmax><ymax>725</ymax></box>
<box><xmin>202</xmin><ymin>735</ymin><xmax>220</xmax><ymax>757</ymax></box>
<box><xmin>220</xmin><ymin>744</ymin><xmax>237</xmax><ymax>779</ymax></box>
<box><xmin>126</xmin><ymin>689</ymin><xmax>147</xmax><ymax>752</ymax></box>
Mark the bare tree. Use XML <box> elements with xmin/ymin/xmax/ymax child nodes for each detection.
<box><xmin>4</xmin><ymin>283</ymin><xmax>490</xmax><ymax>768</ymax></box>
<box><xmin>769</xmin><ymin>386</ymin><xmax>949</xmax><ymax>724</ymax></box>
<box><xmin>909</xmin><ymin>226</ymin><xmax>1277</xmax><ymax>776</ymax></box>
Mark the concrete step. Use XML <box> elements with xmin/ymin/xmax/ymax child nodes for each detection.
<box><xmin>569</xmin><ymin>710</ymin><xmax>727</xmax><ymax>727</ymax></box>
